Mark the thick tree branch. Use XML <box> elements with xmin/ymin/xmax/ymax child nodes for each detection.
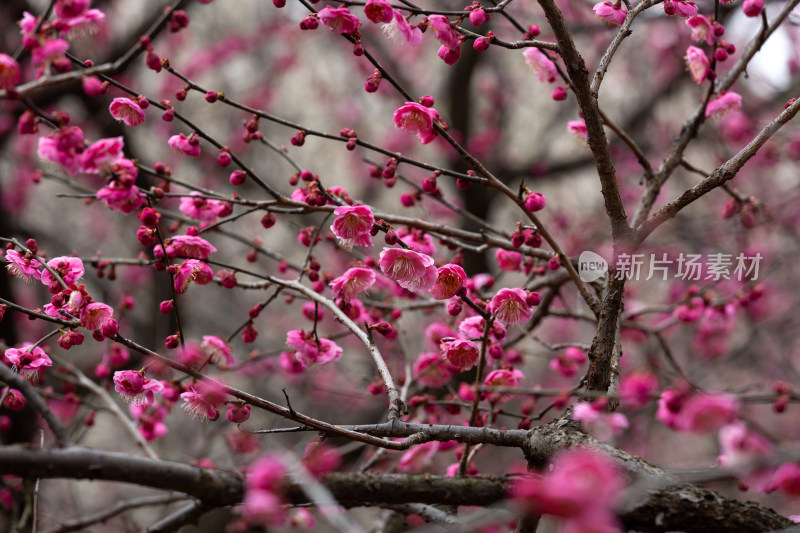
<box><xmin>536</xmin><ymin>0</ymin><xmax>631</xmax><ymax>244</ymax></box>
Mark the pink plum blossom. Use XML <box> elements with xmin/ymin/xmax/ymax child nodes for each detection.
<box><xmin>489</xmin><ymin>288</ymin><xmax>533</xmax><ymax>324</ymax></box>
<box><xmin>718</xmin><ymin>421</ymin><xmax>773</xmax><ymax>471</ymax></box>
<box><xmin>0</xmin><ymin>54</ymin><xmax>21</xmax><ymax>90</ymax></box>
<box><xmin>398</xmin><ymin>441</ymin><xmax>438</xmax><ymax>473</ymax></box>
<box><xmin>395</xmin><ymin>227</ymin><xmax>436</xmax><ymax>255</ymax></box>
<box><xmin>567</xmin><ymin>120</ymin><xmax>588</xmax><ymax>142</ymax></box>
<box><xmin>173</xmin><ymin>259</ymin><xmax>214</xmax><ymax>293</ymax></box>
<box><xmin>227</xmin><ymin>403</ymin><xmax>251</xmax><ymax>423</ymax></box>
<box><xmin>329</xmin><ymin>267</ymin><xmax>376</xmax><ymax>301</ymax></box>
<box><xmin>167</xmin><ymin>234</ymin><xmax>217</xmax><ymax>259</ymax></box>
<box><xmin>549</xmin><ymin>347</ymin><xmax>587</xmax><ymax>377</ymax></box>
<box><xmin>330</xmin><ymin>205</ymin><xmax>374</xmax><ymax>249</ymax></box>
<box><xmin>180</xmin><ymin>380</ymin><xmax>226</xmax><ymax>422</ymax></box>
<box><xmin>393</xmin><ymin>102</ymin><xmax>440</xmax><ymax>144</ymax></box>
<box><xmin>483</xmin><ymin>368</ymin><xmax>524</xmax><ymax>403</ymax></box>
<box><xmin>32</xmin><ymin>39</ymin><xmax>69</xmax><ymax>69</ymax></box>
<box><xmin>4</xmin><ymin>345</ymin><xmax>52</xmax><ymax>381</ymax></box>
<box><xmin>54</xmin><ymin>0</ymin><xmax>91</xmax><ymax>20</ymax></box>
<box><xmin>686</xmin><ymin>15</ymin><xmax>715</xmax><ymax>45</ymax></box>
<box><xmin>458</xmin><ymin>316</ymin><xmax>506</xmax><ymax>341</ymax></box>
<box><xmin>440</xmin><ymin>338</ymin><xmax>479</xmax><ymax>370</ymax></box>
<box><xmin>4</xmin><ymin>249</ymin><xmax>41</xmax><ymax>282</ymax></box>
<box><xmin>511</xmin><ymin>449</ymin><xmax>624</xmax><ymax>532</ymax></box>
<box><xmin>412</xmin><ymin>352</ymin><xmax>455</xmax><ymax>388</ymax></box>
<box><xmin>495</xmin><ymin>249</ymin><xmax>523</xmax><ymax>272</ymax></box>
<box><xmin>429</xmin><ymin>264</ymin><xmax>466</xmax><ymax>300</ymax></box>
<box><xmin>572</xmin><ymin>402</ymin><xmax>629</xmax><ymax>441</ymax></box>
<box><xmin>706</xmin><ymin>92</ymin><xmax>742</xmax><ymax>119</ymax></box>
<box><xmin>37</xmin><ymin>126</ymin><xmax>85</xmax><ymax>175</ymax></box>
<box><xmin>383</xmin><ymin>9</ymin><xmax>422</xmax><ymax>46</ymax></box>
<box><xmin>619</xmin><ymin>370</ymin><xmax>659</xmax><ymax>407</ymax></box>
<box><xmin>179</xmin><ymin>192</ymin><xmax>226</xmax><ymax>222</ymax></box>
<box><xmin>427</xmin><ymin>15</ymin><xmax>460</xmax><ymax>50</ymax></box>
<box><xmin>168</xmin><ymin>133</ymin><xmax>201</xmax><ymax>157</ymax></box>
<box><xmin>201</xmin><ymin>335</ymin><xmax>235</xmax><ymax>368</ymax></box>
<box><xmin>80</xmin><ymin>136</ymin><xmax>124</xmax><ymax>174</ymax></box>
<box><xmin>40</xmin><ymin>256</ymin><xmax>84</xmax><ymax>287</ymax></box>
<box><xmin>523</xmin><ymin>48</ymin><xmax>557</xmax><ymax>83</ymax></box>
<box><xmin>80</xmin><ymin>302</ymin><xmax>118</xmax><ymax>337</ymax></box>
<box><xmin>109</xmin><ymin>97</ymin><xmax>145</xmax><ymax>127</ymax></box>
<box><xmin>593</xmin><ymin>1</ymin><xmax>627</xmax><ymax>25</ymax></box>
<box><xmin>657</xmin><ymin>390</ymin><xmax>739</xmax><ymax>433</ymax></box>
<box><xmin>378</xmin><ymin>247</ymin><xmax>437</xmax><ymax>292</ymax></box>
<box><xmin>685</xmin><ymin>46</ymin><xmax>710</xmax><ymax>84</ymax></box>
<box><xmin>286</xmin><ymin>330</ymin><xmax>343</xmax><ymax>367</ymax></box>
<box><xmin>364</xmin><ymin>0</ymin><xmax>393</xmax><ymax>23</ymax></box>
<box><xmin>96</xmin><ymin>181</ymin><xmax>144</xmax><ymax>214</ymax></box>
<box><xmin>318</xmin><ymin>7</ymin><xmax>361</xmax><ymax>34</ymax></box>
<box><xmin>113</xmin><ymin>370</ymin><xmax>164</xmax><ymax>406</ymax></box>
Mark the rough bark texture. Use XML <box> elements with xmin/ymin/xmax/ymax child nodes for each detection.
<box><xmin>585</xmin><ymin>274</ymin><xmax>626</xmax><ymax>393</ymax></box>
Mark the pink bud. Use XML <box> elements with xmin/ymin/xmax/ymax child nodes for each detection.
<box><xmin>229</xmin><ymin>170</ymin><xmax>247</xmax><ymax>185</ymax></box>
<box><xmin>165</xmin><ymin>334</ymin><xmax>180</xmax><ymax>349</ymax></box>
<box><xmin>419</xmin><ymin>95</ymin><xmax>435</xmax><ymax>107</ymax></box>
<box><xmin>552</xmin><ymin>87</ymin><xmax>568</xmax><ymax>101</ymax></box>
<box><xmin>226</xmin><ymin>403</ymin><xmax>251</xmax><ymax>423</ymax></box>
<box><xmin>742</xmin><ymin>0</ymin><xmax>763</xmax><ymax>17</ymax></box>
<box><xmin>524</xmin><ymin>192</ymin><xmax>546</xmax><ymax>212</ymax></box>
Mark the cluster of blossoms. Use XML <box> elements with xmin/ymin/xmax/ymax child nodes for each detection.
<box><xmin>5</xmin><ymin>247</ymin><xmax>119</xmax><ymax>343</ymax></box>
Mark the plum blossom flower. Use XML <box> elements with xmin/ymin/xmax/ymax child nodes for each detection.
<box><xmin>179</xmin><ymin>192</ymin><xmax>226</xmax><ymax>222</ymax></box>
<box><xmin>37</xmin><ymin>126</ymin><xmax>85</xmax><ymax>175</ymax></box>
<box><xmin>664</xmin><ymin>0</ymin><xmax>698</xmax><ymax>17</ymax></box>
<box><xmin>329</xmin><ymin>267</ymin><xmax>376</xmax><ymax>301</ymax></box>
<box><xmin>180</xmin><ymin>380</ymin><xmax>226</xmax><ymax>421</ymax></box>
<box><xmin>40</xmin><ymin>256</ymin><xmax>84</xmax><ymax>287</ymax></box>
<box><xmin>244</xmin><ymin>454</ymin><xmax>288</xmax><ymax>526</ymax></box>
<box><xmin>489</xmin><ymin>288</ymin><xmax>533</xmax><ymax>324</ymax></box>
<box><xmin>55</xmin><ymin>8</ymin><xmax>105</xmax><ymax>39</ymax></box>
<box><xmin>393</xmin><ymin>102</ymin><xmax>440</xmax><ymax>144</ymax></box>
<box><xmin>593</xmin><ymin>1</ymin><xmax>627</xmax><ymax>25</ymax></box>
<box><xmin>286</xmin><ymin>330</ymin><xmax>343</xmax><ymax>367</ymax></box>
<box><xmin>167</xmin><ymin>234</ymin><xmax>217</xmax><ymax>260</ymax></box>
<box><xmin>440</xmin><ymin>338</ymin><xmax>479</xmax><ymax>370</ymax></box>
<box><xmin>511</xmin><ymin>449</ymin><xmax>624</xmax><ymax>532</ymax></box>
<box><xmin>2</xmin><ymin>388</ymin><xmax>26</xmax><ymax>411</ymax></box>
<box><xmin>168</xmin><ymin>133</ymin><xmax>201</xmax><ymax>157</ymax></box>
<box><xmin>686</xmin><ymin>15</ymin><xmax>715</xmax><ymax>45</ymax></box>
<box><xmin>174</xmin><ymin>259</ymin><xmax>214</xmax><ymax>293</ymax></box>
<box><xmin>685</xmin><ymin>46</ymin><xmax>710</xmax><ymax>84</ymax></box>
<box><xmin>113</xmin><ymin>370</ymin><xmax>163</xmax><ymax>406</ymax></box>
<box><xmin>549</xmin><ymin>347</ymin><xmax>587</xmax><ymax>377</ymax></box>
<box><xmin>80</xmin><ymin>302</ymin><xmax>118</xmax><ymax>337</ymax></box>
<box><xmin>718</xmin><ymin>421</ymin><xmax>773</xmax><ymax>472</ymax></box>
<box><xmin>483</xmin><ymin>368</ymin><xmax>524</xmax><ymax>403</ymax></box>
<box><xmin>398</xmin><ymin>441</ymin><xmax>438</xmax><ymax>472</ymax></box>
<box><xmin>80</xmin><ymin>136</ymin><xmax>124</xmax><ymax>174</ymax></box>
<box><xmin>396</xmin><ymin>227</ymin><xmax>436</xmax><ymax>255</ymax></box>
<box><xmin>458</xmin><ymin>316</ymin><xmax>506</xmax><ymax>341</ymax></box>
<box><xmin>427</xmin><ymin>15</ymin><xmax>460</xmax><ymax>50</ymax></box>
<box><xmin>109</xmin><ymin>97</ymin><xmax>145</xmax><ymax>127</ymax></box>
<box><xmin>379</xmin><ymin>247</ymin><xmax>437</xmax><ymax>292</ymax></box>
<box><xmin>619</xmin><ymin>370</ymin><xmax>659</xmax><ymax>407</ymax></box>
<box><xmin>227</xmin><ymin>403</ymin><xmax>251</xmax><ymax>423</ymax></box>
<box><xmin>318</xmin><ymin>6</ymin><xmax>361</xmax><ymax>34</ymax></box>
<box><xmin>412</xmin><ymin>352</ymin><xmax>455</xmax><ymax>387</ymax></box>
<box><xmin>567</xmin><ymin>120</ymin><xmax>588</xmax><ymax>142</ymax></box>
<box><xmin>330</xmin><ymin>205</ymin><xmax>374</xmax><ymax>249</ymax></box>
<box><xmin>495</xmin><ymin>249</ymin><xmax>523</xmax><ymax>272</ymax></box>
<box><xmin>572</xmin><ymin>401</ymin><xmax>629</xmax><ymax>441</ymax></box>
<box><xmin>523</xmin><ymin>48</ymin><xmax>557</xmax><ymax>83</ymax></box>
<box><xmin>706</xmin><ymin>92</ymin><xmax>742</xmax><ymax>119</ymax></box>
<box><xmin>4</xmin><ymin>344</ymin><xmax>53</xmax><ymax>382</ymax></box>
<box><xmin>201</xmin><ymin>335</ymin><xmax>235</xmax><ymax>368</ymax></box>
<box><xmin>0</xmin><ymin>54</ymin><xmax>21</xmax><ymax>90</ymax></box>
<box><xmin>364</xmin><ymin>0</ymin><xmax>393</xmax><ymax>23</ymax></box>
<box><xmin>32</xmin><ymin>38</ymin><xmax>69</xmax><ymax>70</ymax></box>
<box><xmin>382</xmin><ymin>9</ymin><xmax>422</xmax><ymax>45</ymax></box>
<box><xmin>429</xmin><ymin>264</ymin><xmax>466</xmax><ymax>300</ymax></box>
<box><xmin>657</xmin><ymin>390</ymin><xmax>738</xmax><ymax>433</ymax></box>
<box><xmin>96</xmin><ymin>181</ymin><xmax>144</xmax><ymax>214</ymax></box>
<box><xmin>4</xmin><ymin>249</ymin><xmax>41</xmax><ymax>282</ymax></box>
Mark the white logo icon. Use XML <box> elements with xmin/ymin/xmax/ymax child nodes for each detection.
<box><xmin>578</xmin><ymin>251</ymin><xmax>608</xmax><ymax>282</ymax></box>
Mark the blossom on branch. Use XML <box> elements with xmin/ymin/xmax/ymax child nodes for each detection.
<box><xmin>113</xmin><ymin>370</ymin><xmax>164</xmax><ymax>406</ymax></box>
<box><xmin>379</xmin><ymin>247</ymin><xmax>437</xmax><ymax>292</ymax></box>
<box><xmin>330</xmin><ymin>205</ymin><xmax>374</xmax><ymax>249</ymax></box>
<box><xmin>393</xmin><ymin>102</ymin><xmax>440</xmax><ymax>144</ymax></box>
<box><xmin>109</xmin><ymin>97</ymin><xmax>146</xmax><ymax>127</ymax></box>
